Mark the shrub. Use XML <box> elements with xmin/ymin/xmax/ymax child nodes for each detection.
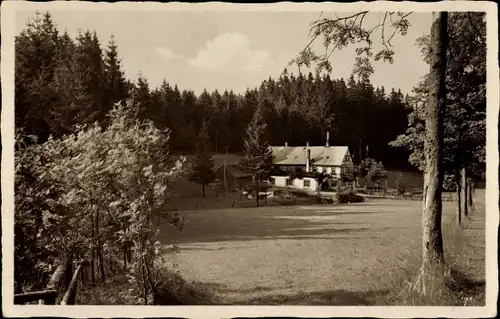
<box><xmin>14</xmin><ymin>101</ymin><xmax>186</xmax><ymax>296</ymax></box>
<box><xmin>307</xmin><ymin>195</ymin><xmax>321</xmax><ymax>205</ymax></box>
<box><xmin>338</xmin><ymin>191</ymin><xmax>365</xmax><ymax>204</ymax></box>
<box><xmin>320</xmin><ymin>197</ymin><xmax>335</xmax><ymax>204</ymax></box>
<box><xmin>274</xmin><ymin>198</ymin><xmax>297</xmax><ymax>206</ymax></box>
<box><xmin>290</xmin><ymin>189</ymin><xmax>310</xmax><ymax>198</ymax></box>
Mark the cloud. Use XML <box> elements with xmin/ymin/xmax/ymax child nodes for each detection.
<box><xmin>188</xmin><ymin>32</ymin><xmax>273</xmax><ymax>72</ymax></box>
<box><xmin>154</xmin><ymin>47</ymin><xmax>184</xmax><ymax>60</ymax></box>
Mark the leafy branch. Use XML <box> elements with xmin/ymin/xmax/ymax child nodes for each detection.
<box><xmin>290</xmin><ymin>11</ymin><xmax>413</xmax><ymax>81</ymax></box>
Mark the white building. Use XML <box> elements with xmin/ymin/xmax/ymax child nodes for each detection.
<box><xmin>269</xmin><ymin>135</ymin><xmax>352</xmax><ymax>191</ymax></box>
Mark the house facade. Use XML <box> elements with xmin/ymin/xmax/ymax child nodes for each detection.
<box><xmin>215</xmin><ymin>164</ymin><xmax>253</xmax><ymax>191</ymax></box>
<box><xmin>269</xmin><ymin>136</ymin><xmax>352</xmax><ymax>191</ymax></box>
<box><xmin>270</xmin><ymin>175</ymin><xmax>319</xmax><ymax>191</ymax></box>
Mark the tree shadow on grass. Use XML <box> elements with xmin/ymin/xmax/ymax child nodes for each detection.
<box><xmin>178</xmin><ymin>236</ymin><xmax>385</xmax><ymax>251</ymax></box>
<box><xmin>185</xmin><ymin>282</ymin><xmax>390</xmax><ymax>305</ymax></box>
<box><xmin>159</xmin><ymin>207</ymin><xmax>392</xmax><ymax>245</ymax></box>
<box><xmin>445</xmin><ymin>268</ymin><xmax>486</xmax><ymax>301</ymax></box>
<box><xmin>227</xmin><ymin>289</ymin><xmax>391</xmax><ymax>305</ymax></box>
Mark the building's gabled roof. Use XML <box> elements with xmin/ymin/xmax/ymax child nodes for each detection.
<box><xmin>216</xmin><ymin>164</ymin><xmax>253</xmax><ymax>178</ymax></box>
<box><xmin>212</xmin><ymin>153</ymin><xmax>246</xmax><ymax>171</ymax></box>
<box><xmin>270</xmin><ymin>146</ymin><xmax>350</xmax><ymax>166</ymax></box>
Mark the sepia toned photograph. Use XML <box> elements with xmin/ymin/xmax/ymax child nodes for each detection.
<box><xmin>1</xmin><ymin>1</ymin><xmax>498</xmax><ymax>318</ymax></box>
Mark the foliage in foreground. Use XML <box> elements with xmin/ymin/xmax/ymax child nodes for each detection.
<box><xmin>77</xmin><ymin>266</ymin><xmax>217</xmax><ymax>305</ymax></box>
<box><xmin>15</xmin><ymin>100</ymin><xmax>185</xmax><ymax>304</ymax></box>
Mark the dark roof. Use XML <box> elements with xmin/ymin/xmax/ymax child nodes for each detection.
<box><xmin>212</xmin><ymin>154</ymin><xmax>246</xmax><ymax>171</ymax></box>
<box><xmin>216</xmin><ymin>164</ymin><xmax>253</xmax><ymax>178</ymax></box>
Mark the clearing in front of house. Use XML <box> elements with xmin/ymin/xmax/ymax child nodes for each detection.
<box><xmin>159</xmin><ymin>192</ymin><xmax>486</xmax><ymax>305</ymax></box>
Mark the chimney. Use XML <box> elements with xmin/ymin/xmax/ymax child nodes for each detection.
<box><xmin>285</xmin><ymin>141</ymin><xmax>288</xmax><ymax>147</ymax></box>
<box><xmin>306</xmin><ymin>149</ymin><xmax>311</xmax><ymax>173</ymax></box>
<box><xmin>326</xmin><ymin>132</ymin><xmax>330</xmax><ymax>147</ymax></box>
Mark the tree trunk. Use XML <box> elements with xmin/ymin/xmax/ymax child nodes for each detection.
<box><xmin>455</xmin><ymin>170</ymin><xmax>462</xmax><ymax>226</ymax></box>
<box><xmin>80</xmin><ymin>264</ymin><xmax>85</xmax><ymax>285</ymax></box>
<box><xmin>461</xmin><ymin>167</ymin><xmax>468</xmax><ymax>218</ymax></box>
<box><xmin>95</xmin><ymin>210</ymin><xmax>105</xmax><ymax>281</ymax></box>
<box><xmin>467</xmin><ymin>179</ymin><xmax>474</xmax><ymax>211</ymax></box>
<box><xmin>97</xmin><ymin>245</ymin><xmax>106</xmax><ymax>281</ymax></box>
<box><xmin>255</xmin><ymin>180</ymin><xmax>260</xmax><ymax>207</ymax></box>
<box><xmin>90</xmin><ymin>214</ymin><xmax>96</xmax><ymax>286</ymax></box>
<box><xmin>140</xmin><ymin>258</ymin><xmax>148</xmax><ymax>305</ymax></box>
<box><xmin>202</xmin><ymin>184</ymin><xmax>206</xmax><ymax>198</ymax></box>
<box><xmin>215</xmin><ymin>130</ymin><xmax>219</xmax><ymax>153</ymax></box>
<box><xmin>144</xmin><ymin>257</ymin><xmax>158</xmax><ymax>305</ymax></box>
<box><xmin>359</xmin><ymin>140</ymin><xmax>363</xmax><ymax>162</ymax></box>
<box><xmin>421</xmin><ymin>11</ymin><xmax>448</xmax><ymax>293</ymax></box>
<box><xmin>123</xmin><ymin>245</ymin><xmax>127</xmax><ymax>270</ymax></box>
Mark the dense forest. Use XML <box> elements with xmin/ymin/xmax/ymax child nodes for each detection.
<box><xmin>16</xmin><ymin>11</ymin><xmax>412</xmax><ymax>169</ymax></box>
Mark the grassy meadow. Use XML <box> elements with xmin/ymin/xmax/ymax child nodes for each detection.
<box><xmin>155</xmin><ymin>189</ymin><xmax>486</xmax><ymax>305</ymax></box>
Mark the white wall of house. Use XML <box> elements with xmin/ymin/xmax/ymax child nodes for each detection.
<box><xmin>271</xmin><ymin>176</ymin><xmax>319</xmax><ymax>191</ymax></box>
<box><xmin>311</xmin><ymin>165</ymin><xmax>341</xmax><ymax>176</ymax></box>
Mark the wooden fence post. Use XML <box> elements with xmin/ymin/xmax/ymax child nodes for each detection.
<box><xmin>46</xmin><ymin>255</ymin><xmax>73</xmax><ymax>303</ymax></box>
<box><xmin>61</xmin><ymin>264</ymin><xmax>83</xmax><ymax>305</ymax></box>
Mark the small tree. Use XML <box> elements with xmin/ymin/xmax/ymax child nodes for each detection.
<box><xmin>239</xmin><ymin>107</ymin><xmax>274</xmax><ymax>207</ymax></box>
<box><xmin>366</xmin><ymin>161</ymin><xmax>388</xmax><ymax>191</ymax></box>
<box><xmin>340</xmin><ymin>163</ymin><xmax>358</xmax><ymax>191</ymax></box>
<box><xmin>358</xmin><ymin>157</ymin><xmax>387</xmax><ymax>191</ymax></box>
<box><xmin>188</xmin><ymin>121</ymin><xmax>215</xmax><ymax>198</ymax></box>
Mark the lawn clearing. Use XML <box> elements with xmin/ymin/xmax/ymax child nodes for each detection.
<box><xmin>158</xmin><ymin>190</ymin><xmax>486</xmax><ymax>305</ymax></box>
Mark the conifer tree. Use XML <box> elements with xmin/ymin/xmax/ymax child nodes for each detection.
<box><xmin>188</xmin><ymin>121</ymin><xmax>216</xmax><ymax>198</ymax></box>
<box><xmin>239</xmin><ymin>106</ymin><xmax>274</xmax><ymax>207</ymax></box>
<box><xmin>103</xmin><ymin>35</ymin><xmax>129</xmax><ymax>115</ymax></box>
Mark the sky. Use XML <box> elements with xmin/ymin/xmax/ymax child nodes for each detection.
<box><xmin>15</xmin><ymin>9</ymin><xmax>433</xmax><ymax>96</ymax></box>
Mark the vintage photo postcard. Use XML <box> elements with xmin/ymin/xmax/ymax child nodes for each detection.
<box><xmin>1</xmin><ymin>1</ymin><xmax>498</xmax><ymax>318</ymax></box>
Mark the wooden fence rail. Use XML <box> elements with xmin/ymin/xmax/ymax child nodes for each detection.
<box><xmin>14</xmin><ymin>256</ymin><xmax>89</xmax><ymax>305</ymax></box>
<box><xmin>13</xmin><ymin>290</ymin><xmax>58</xmax><ymax>305</ymax></box>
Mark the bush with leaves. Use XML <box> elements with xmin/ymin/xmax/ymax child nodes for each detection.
<box><xmin>337</xmin><ymin>191</ymin><xmax>365</xmax><ymax>204</ymax></box>
<box><xmin>14</xmin><ymin>100</ymin><xmax>185</xmax><ymax>300</ymax></box>
<box><xmin>358</xmin><ymin>157</ymin><xmax>388</xmax><ymax>190</ymax></box>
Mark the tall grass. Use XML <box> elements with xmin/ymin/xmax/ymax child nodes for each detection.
<box><xmin>375</xmin><ymin>217</ymin><xmax>485</xmax><ymax>306</ymax></box>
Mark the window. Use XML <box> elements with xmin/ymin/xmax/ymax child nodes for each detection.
<box><xmin>304</xmin><ymin>180</ymin><xmax>311</xmax><ymax>188</ymax></box>
<box><xmin>286</xmin><ymin>178</ymin><xmax>293</xmax><ymax>186</ymax></box>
